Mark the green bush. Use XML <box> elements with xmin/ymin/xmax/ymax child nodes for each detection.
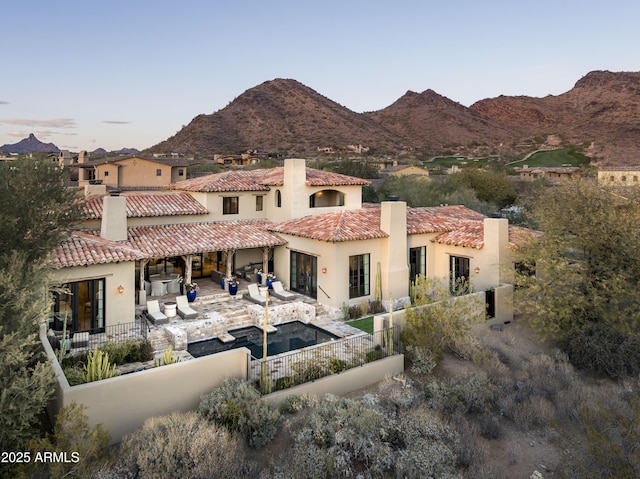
<box><xmin>279</xmin><ymin>394</ymin><xmax>313</xmax><ymax>415</ymax></box>
<box><xmin>198</xmin><ymin>378</ymin><xmax>280</xmax><ymax>448</ymax></box>
<box><xmin>564</xmin><ymin>323</ymin><xmax>640</xmax><ymax>379</ymax></box>
<box><xmin>115</xmin><ymin>411</ymin><xmax>256</xmax><ymax>479</ymax></box>
<box><xmin>365</xmin><ymin>345</ymin><xmax>385</xmax><ymax>363</ymax></box>
<box><xmin>100</xmin><ymin>338</ymin><xmax>154</xmax><ymax>365</ymax></box>
<box><xmin>275</xmin><ymin>376</ymin><xmax>296</xmax><ymax>391</ymax></box>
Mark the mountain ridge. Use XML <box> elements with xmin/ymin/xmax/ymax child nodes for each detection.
<box><xmin>146</xmin><ymin>70</ymin><xmax>640</xmax><ymax>164</ymax></box>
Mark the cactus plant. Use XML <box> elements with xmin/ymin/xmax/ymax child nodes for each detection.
<box><xmin>154</xmin><ymin>345</ymin><xmax>180</xmax><ymax>367</ymax></box>
<box><xmin>83</xmin><ymin>348</ymin><xmax>120</xmax><ymax>383</ymax></box>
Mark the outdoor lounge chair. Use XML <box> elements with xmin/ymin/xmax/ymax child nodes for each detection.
<box><xmin>271</xmin><ymin>281</ymin><xmax>296</xmax><ymax>301</ymax></box>
<box><xmin>176</xmin><ymin>295</ymin><xmax>198</xmax><ymax>319</ymax></box>
<box><xmin>145</xmin><ymin>300</ymin><xmax>168</xmax><ymax>325</ymax></box>
<box><xmin>243</xmin><ymin>283</ymin><xmax>267</xmax><ymax>306</ymax></box>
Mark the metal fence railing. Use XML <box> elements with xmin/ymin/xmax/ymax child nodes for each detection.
<box><xmin>47</xmin><ymin>316</ymin><xmax>149</xmax><ymax>352</ymax></box>
<box><xmin>249</xmin><ymin>325</ymin><xmax>401</xmax><ymax>395</ymax></box>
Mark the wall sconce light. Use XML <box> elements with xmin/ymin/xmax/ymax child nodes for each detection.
<box><xmin>474</xmin><ymin>267</ymin><xmax>480</xmax><ymax>274</ymax></box>
<box><xmin>117</xmin><ymin>285</ymin><xmax>125</xmax><ymax>294</ymax></box>
<box><xmin>321</xmin><ymin>267</ymin><xmax>327</xmax><ymax>274</ymax></box>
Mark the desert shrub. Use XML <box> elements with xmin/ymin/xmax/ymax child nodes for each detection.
<box><xmin>61</xmin><ymin>349</ymin><xmax>89</xmax><ymax>368</ymax></box>
<box><xmin>279</xmin><ymin>394</ymin><xmax>313</xmax><ymax>415</ymax></box>
<box><xmin>423</xmin><ymin>372</ymin><xmax>495</xmax><ymax>421</ymax></box>
<box><xmin>115</xmin><ymin>411</ymin><xmax>256</xmax><ymax>479</ymax></box>
<box><xmin>512</xmin><ymin>396</ymin><xmax>556</xmax><ymax>429</ymax></box>
<box><xmin>327</xmin><ymin>357</ymin><xmax>347</xmax><ymax>374</ymax></box>
<box><xmin>100</xmin><ymin>338</ymin><xmax>154</xmax><ymax>365</ymax></box>
<box><xmin>396</xmin><ymin>406</ymin><xmax>460</xmax><ymax>478</ymax></box>
<box><xmin>21</xmin><ymin>402</ymin><xmax>111</xmax><ymax>479</ymax></box>
<box><xmin>365</xmin><ymin>345</ymin><xmax>385</xmax><ymax>362</ymax></box>
<box><xmin>564</xmin><ymin>322</ymin><xmax>640</xmax><ymax>379</ymax></box>
<box><xmin>275</xmin><ymin>375</ymin><xmax>296</xmax><ymax>391</ymax></box>
<box><xmin>63</xmin><ymin>365</ymin><xmax>85</xmax><ymax>386</ymax></box>
<box><xmin>293</xmin><ymin>358</ymin><xmax>325</xmax><ymax>382</ymax></box>
<box><xmin>198</xmin><ymin>378</ymin><xmax>280</xmax><ymax>448</ymax></box>
<box><xmin>367</xmin><ymin>300</ymin><xmax>385</xmax><ymax>315</ymax></box>
<box><xmin>376</xmin><ymin>374</ymin><xmax>420</xmax><ymax>411</ymax></box>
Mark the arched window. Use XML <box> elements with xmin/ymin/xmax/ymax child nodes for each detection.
<box><xmin>308</xmin><ymin>189</ymin><xmax>345</xmax><ymax>208</ymax></box>
<box><xmin>275</xmin><ymin>189</ymin><xmax>281</xmax><ymax>208</ymax></box>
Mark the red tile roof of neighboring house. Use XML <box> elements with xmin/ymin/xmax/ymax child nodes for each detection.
<box><xmin>81</xmin><ymin>192</ymin><xmax>208</xmax><ymax>219</ymax></box>
<box><xmin>169</xmin><ymin>167</ymin><xmax>370</xmax><ymax>192</ymax></box>
<box><xmin>268</xmin><ymin>209</ymin><xmax>387</xmax><ymax>242</ymax></box>
<box><xmin>52</xmin><ymin>231</ymin><xmax>146</xmax><ymax>268</ymax></box>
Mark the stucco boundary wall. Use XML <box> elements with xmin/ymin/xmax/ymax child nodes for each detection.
<box><xmin>371</xmin><ymin>283</ymin><xmax>513</xmax><ymax>331</ymax></box>
<box><xmin>260</xmin><ymin>354</ymin><xmax>405</xmax><ymax>408</ymax></box>
<box><xmin>41</xmin><ymin>325</ymin><xmax>250</xmax><ymax>445</ymax></box>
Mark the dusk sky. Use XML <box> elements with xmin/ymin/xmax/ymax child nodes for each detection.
<box><xmin>2</xmin><ymin>0</ymin><xmax>638</xmax><ymax>152</ymax></box>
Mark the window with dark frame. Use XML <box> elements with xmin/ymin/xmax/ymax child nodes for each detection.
<box><xmin>156</xmin><ymin>169</ymin><xmax>162</xmax><ymax>176</ymax></box>
<box><xmin>256</xmin><ymin>195</ymin><xmax>263</xmax><ymax>211</ymax></box>
<box><xmin>449</xmin><ymin>255</ymin><xmax>470</xmax><ymax>294</ymax></box>
<box><xmin>223</xmin><ymin>196</ymin><xmax>239</xmax><ymax>215</ymax></box>
<box><xmin>409</xmin><ymin>246</ymin><xmax>426</xmax><ymax>282</ymax></box>
<box><xmin>349</xmin><ymin>253</ymin><xmax>370</xmax><ymax>299</ymax></box>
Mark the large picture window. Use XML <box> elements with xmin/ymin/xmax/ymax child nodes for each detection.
<box><xmin>409</xmin><ymin>246</ymin><xmax>426</xmax><ymax>282</ymax></box>
<box><xmin>349</xmin><ymin>254</ymin><xmax>370</xmax><ymax>299</ymax></box>
<box><xmin>223</xmin><ymin>196</ymin><xmax>239</xmax><ymax>215</ymax></box>
<box><xmin>51</xmin><ymin>278</ymin><xmax>105</xmax><ymax>334</ymax></box>
<box><xmin>450</xmin><ymin>255</ymin><xmax>470</xmax><ymax>294</ymax></box>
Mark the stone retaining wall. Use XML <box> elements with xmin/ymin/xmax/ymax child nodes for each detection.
<box><xmin>246</xmin><ymin>300</ymin><xmax>316</xmax><ymax>326</ymax></box>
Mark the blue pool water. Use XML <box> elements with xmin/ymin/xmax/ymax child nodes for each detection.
<box><xmin>187</xmin><ymin>321</ymin><xmax>339</xmax><ymax>358</ymax></box>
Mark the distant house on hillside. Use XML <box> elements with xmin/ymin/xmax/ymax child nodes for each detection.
<box><xmin>597</xmin><ymin>165</ymin><xmax>640</xmax><ymax>185</ymax></box>
<box><xmin>78</xmin><ymin>155</ymin><xmax>192</xmax><ymax>190</ymax></box>
<box><xmin>214</xmin><ymin>154</ymin><xmax>261</xmax><ymax>167</ymax></box>
<box><xmin>368</xmin><ymin>158</ymin><xmax>397</xmax><ymax>170</ymax></box>
<box><xmin>514</xmin><ymin>165</ymin><xmax>583</xmax><ymax>182</ymax></box>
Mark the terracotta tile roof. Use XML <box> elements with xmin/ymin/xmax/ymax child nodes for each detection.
<box><xmin>170</xmin><ymin>167</ymin><xmax>370</xmax><ymax>192</ymax></box>
<box><xmin>268</xmin><ymin>209</ymin><xmax>387</xmax><ymax>242</ymax></box>
<box><xmin>432</xmin><ymin>222</ymin><xmax>484</xmax><ymax>249</ymax></box>
<box><xmin>260</xmin><ymin>167</ymin><xmax>371</xmax><ymax>187</ymax></box>
<box><xmin>124</xmin><ymin>220</ymin><xmax>286</xmax><ymax>257</ymax></box>
<box><xmin>407</xmin><ymin>206</ymin><xmax>486</xmax><ymax>234</ymax></box>
<box><xmin>433</xmin><ymin>223</ymin><xmax>541</xmax><ymax>249</ymax></box>
<box><xmin>81</xmin><ymin>192</ymin><xmax>208</xmax><ymax>219</ymax></box>
<box><xmin>598</xmin><ymin>165</ymin><xmax>640</xmax><ymax>171</ymax></box>
<box><xmin>515</xmin><ymin>166</ymin><xmax>582</xmax><ymax>174</ymax></box>
<box><xmin>168</xmin><ymin>170</ymin><xmax>271</xmax><ymax>192</ymax></box>
<box><xmin>52</xmin><ymin>231</ymin><xmax>146</xmax><ymax>268</ymax></box>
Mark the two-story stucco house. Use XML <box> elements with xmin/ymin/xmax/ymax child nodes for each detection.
<box><xmin>50</xmin><ymin>158</ymin><xmax>522</xmax><ymax>336</ymax></box>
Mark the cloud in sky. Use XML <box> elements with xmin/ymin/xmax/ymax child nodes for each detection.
<box><xmin>0</xmin><ymin>101</ymin><xmax>8</xmax><ymax>105</ymax></box>
<box><xmin>102</xmin><ymin>120</ymin><xmax>131</xmax><ymax>125</ymax></box>
<box><xmin>0</xmin><ymin>118</ymin><xmax>76</xmax><ymax>128</ymax></box>
<box><xmin>8</xmin><ymin>130</ymin><xmax>28</xmax><ymax>138</ymax></box>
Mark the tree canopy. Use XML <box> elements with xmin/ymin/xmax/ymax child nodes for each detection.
<box><xmin>0</xmin><ymin>158</ymin><xmax>81</xmax><ymax>459</ymax></box>
<box><xmin>514</xmin><ymin>179</ymin><xmax>640</xmax><ymax>342</ymax></box>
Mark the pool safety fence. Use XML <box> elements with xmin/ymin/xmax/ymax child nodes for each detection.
<box><xmin>249</xmin><ymin>325</ymin><xmax>401</xmax><ymax>394</ymax></box>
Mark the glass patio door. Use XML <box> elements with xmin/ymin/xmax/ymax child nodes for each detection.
<box><xmin>289</xmin><ymin>251</ymin><xmax>317</xmax><ymax>299</ymax></box>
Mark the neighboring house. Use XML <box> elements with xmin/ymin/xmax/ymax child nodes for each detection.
<box><xmin>50</xmin><ymin>158</ymin><xmax>524</xmax><ymax>335</ymax></box>
<box><xmin>214</xmin><ymin>154</ymin><xmax>261</xmax><ymax>167</ymax></box>
<box><xmin>368</xmin><ymin>158</ymin><xmax>398</xmax><ymax>170</ymax></box>
<box><xmin>380</xmin><ymin>164</ymin><xmax>430</xmax><ymax>178</ymax></box>
<box><xmin>514</xmin><ymin>165</ymin><xmax>583</xmax><ymax>182</ymax></box>
<box><xmin>597</xmin><ymin>165</ymin><xmax>640</xmax><ymax>185</ymax></box>
<box><xmin>77</xmin><ymin>155</ymin><xmax>191</xmax><ymax>189</ymax></box>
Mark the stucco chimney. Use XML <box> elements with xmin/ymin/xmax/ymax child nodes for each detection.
<box><xmin>100</xmin><ymin>190</ymin><xmax>127</xmax><ymax>241</ymax></box>
<box><xmin>482</xmin><ymin>218</ymin><xmax>509</xmax><ymax>285</ymax></box>
<box><xmin>380</xmin><ymin>201</ymin><xmax>409</xmax><ymax>301</ymax></box>
<box><xmin>283</xmin><ymin>158</ymin><xmax>307</xmax><ymax>218</ymax></box>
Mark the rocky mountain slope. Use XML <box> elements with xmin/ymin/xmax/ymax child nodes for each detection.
<box><xmin>143</xmin><ymin>70</ymin><xmax>640</xmax><ymax>164</ymax></box>
<box><xmin>0</xmin><ymin>133</ymin><xmax>59</xmax><ymax>153</ymax></box>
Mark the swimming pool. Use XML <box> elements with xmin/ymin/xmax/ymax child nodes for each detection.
<box><xmin>187</xmin><ymin>321</ymin><xmax>339</xmax><ymax>358</ymax></box>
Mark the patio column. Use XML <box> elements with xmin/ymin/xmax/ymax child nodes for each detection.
<box><xmin>262</xmin><ymin>247</ymin><xmax>269</xmax><ymax>285</ymax></box>
<box><xmin>181</xmin><ymin>254</ymin><xmax>193</xmax><ymax>284</ymax></box>
<box><xmin>139</xmin><ymin>259</ymin><xmax>148</xmax><ymax>291</ymax></box>
<box><xmin>225</xmin><ymin>249</ymin><xmax>235</xmax><ymax>284</ymax></box>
